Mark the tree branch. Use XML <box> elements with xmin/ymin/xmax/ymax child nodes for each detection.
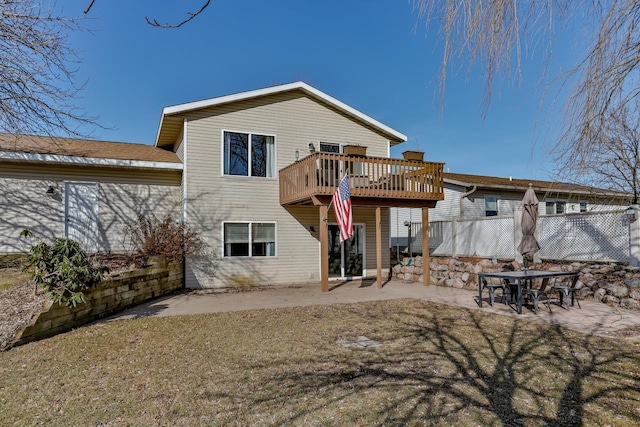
<box><xmin>146</xmin><ymin>0</ymin><xmax>211</xmax><ymax>28</ymax></box>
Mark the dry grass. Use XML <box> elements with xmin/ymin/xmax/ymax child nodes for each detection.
<box><xmin>0</xmin><ymin>267</ymin><xmax>29</xmax><ymax>291</ymax></box>
<box><xmin>1</xmin><ymin>299</ymin><xmax>639</xmax><ymax>426</ymax></box>
<box><xmin>0</xmin><ymin>280</ymin><xmax>47</xmax><ymax>349</ymax></box>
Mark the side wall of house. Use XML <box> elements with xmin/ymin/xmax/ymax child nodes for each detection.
<box><xmin>0</xmin><ymin>163</ymin><xmax>182</xmax><ymax>253</ymax></box>
<box><xmin>181</xmin><ymin>91</ymin><xmax>392</xmax><ymax>288</ymax></box>
<box><xmin>461</xmin><ymin>191</ymin><xmax>625</xmax><ymax>218</ymax></box>
<box><xmin>391</xmin><ymin>184</ymin><xmax>463</xmax><ymax>249</ymax></box>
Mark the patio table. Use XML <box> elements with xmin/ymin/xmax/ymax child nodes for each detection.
<box><xmin>477</xmin><ymin>270</ymin><xmax>578</xmax><ymax>314</ymax></box>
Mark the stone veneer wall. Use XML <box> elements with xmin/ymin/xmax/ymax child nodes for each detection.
<box><xmin>13</xmin><ymin>257</ymin><xmax>183</xmax><ymax>347</ymax></box>
<box><xmin>392</xmin><ymin>255</ymin><xmax>640</xmax><ymax>311</ymax></box>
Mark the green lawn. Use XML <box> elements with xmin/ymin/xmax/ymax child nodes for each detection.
<box><xmin>1</xmin><ymin>299</ymin><xmax>639</xmax><ymax>426</ymax></box>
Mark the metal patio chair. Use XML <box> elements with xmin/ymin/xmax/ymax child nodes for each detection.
<box><xmin>549</xmin><ymin>275</ymin><xmax>581</xmax><ymax>310</ymax></box>
<box><xmin>522</xmin><ymin>277</ymin><xmax>552</xmax><ymax>314</ymax></box>
<box><xmin>481</xmin><ymin>277</ymin><xmax>509</xmax><ymax>306</ymax></box>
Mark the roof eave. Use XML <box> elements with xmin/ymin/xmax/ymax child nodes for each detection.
<box><xmin>155</xmin><ymin>82</ymin><xmax>407</xmax><ymax>147</ymax></box>
<box><xmin>445</xmin><ymin>178</ymin><xmax>630</xmax><ymax>199</ymax></box>
<box><xmin>0</xmin><ymin>151</ymin><xmax>183</xmax><ymax>171</ymax></box>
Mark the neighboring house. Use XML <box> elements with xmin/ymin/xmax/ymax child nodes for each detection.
<box><xmin>391</xmin><ymin>172</ymin><xmax>631</xmax><ymax>252</ymax></box>
<box><xmin>0</xmin><ymin>134</ymin><xmax>182</xmax><ymax>253</ymax></box>
<box><xmin>154</xmin><ymin>82</ymin><xmax>444</xmax><ymax>290</ymax></box>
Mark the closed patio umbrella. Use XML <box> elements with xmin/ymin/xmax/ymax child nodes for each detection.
<box><xmin>518</xmin><ymin>183</ymin><xmax>540</xmax><ymax>267</ymax></box>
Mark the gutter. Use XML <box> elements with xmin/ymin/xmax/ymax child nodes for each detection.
<box><xmin>0</xmin><ymin>151</ymin><xmax>183</xmax><ymax>171</ymax></box>
<box><xmin>460</xmin><ymin>185</ymin><xmax>478</xmax><ymax>218</ymax></box>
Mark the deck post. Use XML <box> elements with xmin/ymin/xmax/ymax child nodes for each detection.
<box><xmin>422</xmin><ymin>207</ymin><xmax>430</xmax><ymax>286</ymax></box>
<box><xmin>320</xmin><ymin>205</ymin><xmax>329</xmax><ymax>292</ymax></box>
<box><xmin>376</xmin><ymin>206</ymin><xmax>382</xmax><ymax>288</ymax></box>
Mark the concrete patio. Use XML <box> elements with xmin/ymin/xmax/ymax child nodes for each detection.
<box><xmin>107</xmin><ymin>279</ymin><xmax>640</xmax><ymax>341</ymax></box>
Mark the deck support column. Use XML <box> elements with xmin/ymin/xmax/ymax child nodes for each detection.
<box><xmin>376</xmin><ymin>206</ymin><xmax>382</xmax><ymax>288</ymax></box>
<box><xmin>320</xmin><ymin>205</ymin><xmax>329</xmax><ymax>292</ymax></box>
<box><xmin>422</xmin><ymin>207</ymin><xmax>430</xmax><ymax>286</ymax></box>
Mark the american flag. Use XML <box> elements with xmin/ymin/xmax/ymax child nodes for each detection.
<box><xmin>332</xmin><ymin>174</ymin><xmax>353</xmax><ymax>242</ymax></box>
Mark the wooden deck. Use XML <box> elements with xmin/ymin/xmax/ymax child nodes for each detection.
<box><xmin>279</xmin><ymin>152</ymin><xmax>445</xmax><ymax>207</ymax></box>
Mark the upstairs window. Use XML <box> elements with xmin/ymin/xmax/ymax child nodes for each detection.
<box><xmin>223</xmin><ymin>131</ymin><xmax>275</xmax><ymax>177</ymax></box>
<box><xmin>319</xmin><ymin>142</ymin><xmax>340</xmax><ymax>153</ymax></box>
<box><xmin>485</xmin><ymin>196</ymin><xmax>499</xmax><ymax>217</ymax></box>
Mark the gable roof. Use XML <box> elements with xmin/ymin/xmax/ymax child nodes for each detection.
<box><xmin>444</xmin><ymin>172</ymin><xmax>629</xmax><ymax>199</ymax></box>
<box><xmin>155</xmin><ymin>81</ymin><xmax>408</xmax><ymax>148</ymax></box>
<box><xmin>0</xmin><ymin>133</ymin><xmax>182</xmax><ymax>170</ymax></box>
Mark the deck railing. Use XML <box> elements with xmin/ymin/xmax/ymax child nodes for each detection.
<box><xmin>279</xmin><ymin>152</ymin><xmax>445</xmax><ymax>205</ymax></box>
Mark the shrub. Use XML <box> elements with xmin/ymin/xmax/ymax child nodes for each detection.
<box><xmin>23</xmin><ymin>237</ymin><xmax>108</xmax><ymax>307</ymax></box>
<box><xmin>125</xmin><ymin>215</ymin><xmax>203</xmax><ymax>262</ymax></box>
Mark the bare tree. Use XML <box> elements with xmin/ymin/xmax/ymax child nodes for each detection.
<box><xmin>0</xmin><ymin>0</ymin><xmax>95</xmax><ymax>137</ymax></box>
<box><xmin>558</xmin><ymin>100</ymin><xmax>640</xmax><ymax>203</ymax></box>
<box><xmin>412</xmin><ymin>0</ymin><xmax>640</xmax><ymax>180</ymax></box>
<box><xmin>0</xmin><ymin>0</ymin><xmax>212</xmax><ymax>139</ymax></box>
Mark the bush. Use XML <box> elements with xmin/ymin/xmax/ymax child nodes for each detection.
<box><xmin>23</xmin><ymin>237</ymin><xmax>108</xmax><ymax>307</ymax></box>
<box><xmin>125</xmin><ymin>215</ymin><xmax>203</xmax><ymax>262</ymax></box>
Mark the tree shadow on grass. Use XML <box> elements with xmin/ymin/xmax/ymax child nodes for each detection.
<box><xmin>205</xmin><ymin>304</ymin><xmax>640</xmax><ymax>426</ymax></box>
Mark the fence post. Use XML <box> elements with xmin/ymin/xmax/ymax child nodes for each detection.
<box><xmin>452</xmin><ymin>218</ymin><xmax>458</xmax><ymax>258</ymax></box>
<box><xmin>630</xmin><ymin>205</ymin><xmax>640</xmax><ymax>267</ymax></box>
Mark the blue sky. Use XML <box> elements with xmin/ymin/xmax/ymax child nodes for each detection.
<box><xmin>63</xmin><ymin>0</ymin><xmax>581</xmax><ymax>181</ymax></box>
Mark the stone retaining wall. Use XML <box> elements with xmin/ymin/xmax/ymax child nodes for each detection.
<box><xmin>13</xmin><ymin>257</ymin><xmax>183</xmax><ymax>347</ymax></box>
<box><xmin>392</xmin><ymin>255</ymin><xmax>640</xmax><ymax>311</ymax></box>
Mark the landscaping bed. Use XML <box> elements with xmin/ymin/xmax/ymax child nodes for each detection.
<box><xmin>0</xmin><ymin>253</ymin><xmax>167</xmax><ymax>350</ymax></box>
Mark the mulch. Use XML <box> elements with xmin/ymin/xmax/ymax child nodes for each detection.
<box><xmin>0</xmin><ymin>281</ymin><xmax>47</xmax><ymax>351</ymax></box>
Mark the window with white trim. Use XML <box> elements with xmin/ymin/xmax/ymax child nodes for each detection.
<box><xmin>223</xmin><ymin>131</ymin><xmax>275</xmax><ymax>177</ymax></box>
<box><xmin>545</xmin><ymin>201</ymin><xmax>566</xmax><ymax>214</ymax></box>
<box><xmin>223</xmin><ymin>222</ymin><xmax>276</xmax><ymax>257</ymax></box>
<box><xmin>485</xmin><ymin>196</ymin><xmax>498</xmax><ymax>217</ymax></box>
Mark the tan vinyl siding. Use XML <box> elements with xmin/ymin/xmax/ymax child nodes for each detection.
<box><xmin>0</xmin><ymin>163</ymin><xmax>181</xmax><ymax>186</ymax></box>
<box><xmin>0</xmin><ymin>177</ymin><xmax>64</xmax><ymax>252</ymax></box>
<box><xmin>0</xmin><ymin>163</ymin><xmax>181</xmax><ymax>253</ymax></box>
<box><xmin>175</xmin><ymin>138</ymin><xmax>184</xmax><ymax>162</ymax></box>
<box><xmin>181</xmin><ymin>91</ymin><xmax>392</xmax><ymax>288</ymax></box>
<box><xmin>98</xmin><ymin>182</ymin><xmax>181</xmax><ymax>252</ymax></box>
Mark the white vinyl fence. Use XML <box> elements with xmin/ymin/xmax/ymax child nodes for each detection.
<box><xmin>420</xmin><ymin>209</ymin><xmax>631</xmax><ymax>263</ymax></box>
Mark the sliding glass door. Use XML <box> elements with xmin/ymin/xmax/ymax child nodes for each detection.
<box><xmin>328</xmin><ymin>224</ymin><xmax>364</xmax><ymax>278</ymax></box>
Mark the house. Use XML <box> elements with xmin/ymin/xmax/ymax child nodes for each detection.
<box><xmin>391</xmin><ymin>172</ymin><xmax>631</xmax><ymax>255</ymax></box>
<box><xmin>154</xmin><ymin>82</ymin><xmax>444</xmax><ymax>290</ymax></box>
<box><xmin>0</xmin><ymin>133</ymin><xmax>182</xmax><ymax>253</ymax></box>
<box><xmin>0</xmin><ymin>82</ymin><xmax>445</xmax><ymax>291</ymax></box>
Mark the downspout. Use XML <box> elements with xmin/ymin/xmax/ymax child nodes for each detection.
<box><xmin>182</xmin><ymin>118</ymin><xmax>188</xmax><ymax>289</ymax></box>
<box><xmin>460</xmin><ymin>185</ymin><xmax>477</xmax><ymax>218</ymax></box>
<box><xmin>182</xmin><ymin>118</ymin><xmax>188</xmax><ymax>224</ymax></box>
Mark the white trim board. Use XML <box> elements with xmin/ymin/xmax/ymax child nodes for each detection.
<box><xmin>0</xmin><ymin>151</ymin><xmax>183</xmax><ymax>170</ymax></box>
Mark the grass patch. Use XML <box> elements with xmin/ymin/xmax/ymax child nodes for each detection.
<box><xmin>1</xmin><ymin>299</ymin><xmax>639</xmax><ymax>426</ymax></box>
<box><xmin>0</xmin><ymin>254</ymin><xmax>29</xmax><ymax>291</ymax></box>
<box><xmin>0</xmin><ymin>267</ymin><xmax>30</xmax><ymax>291</ymax></box>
